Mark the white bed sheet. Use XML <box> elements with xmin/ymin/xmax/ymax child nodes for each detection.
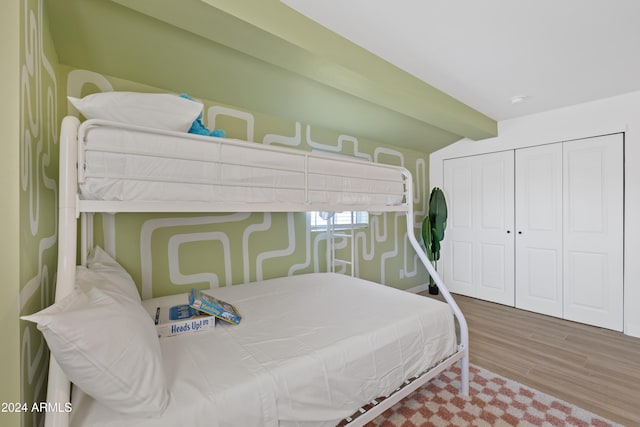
<box><xmin>78</xmin><ymin>122</ymin><xmax>405</xmax><ymax>207</ymax></box>
<box><xmin>70</xmin><ymin>273</ymin><xmax>456</xmax><ymax>427</ymax></box>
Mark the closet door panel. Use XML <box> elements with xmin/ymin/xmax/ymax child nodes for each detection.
<box><xmin>475</xmin><ymin>152</ymin><xmax>515</xmax><ymax>305</ymax></box>
<box><xmin>563</xmin><ymin>134</ymin><xmax>624</xmax><ymax>331</ymax></box>
<box><xmin>449</xmin><ymin>241</ymin><xmax>473</xmax><ymax>290</ymax></box>
<box><xmin>515</xmin><ymin>144</ymin><xmax>563</xmax><ymax>317</ymax></box>
<box><xmin>442</xmin><ymin>157</ymin><xmax>476</xmax><ymax>297</ymax></box>
<box><xmin>442</xmin><ymin>151</ymin><xmax>514</xmax><ymax>305</ymax></box>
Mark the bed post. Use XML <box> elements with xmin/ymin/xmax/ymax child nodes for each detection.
<box><xmin>403</xmin><ymin>170</ymin><xmax>470</xmax><ymax>397</ymax></box>
<box><xmin>45</xmin><ymin>116</ymin><xmax>80</xmax><ymax>427</ymax></box>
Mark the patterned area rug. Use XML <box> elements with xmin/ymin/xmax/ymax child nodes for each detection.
<box><xmin>367</xmin><ymin>364</ymin><xmax>621</xmax><ymax>427</ymax></box>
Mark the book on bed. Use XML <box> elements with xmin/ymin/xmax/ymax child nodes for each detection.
<box><xmin>150</xmin><ymin>302</ymin><xmax>216</xmax><ymax>338</ymax></box>
<box><xmin>189</xmin><ymin>288</ymin><xmax>242</xmax><ymax>325</ymax></box>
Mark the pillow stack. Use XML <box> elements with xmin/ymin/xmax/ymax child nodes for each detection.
<box><xmin>22</xmin><ymin>247</ymin><xmax>170</xmax><ymax>418</ymax></box>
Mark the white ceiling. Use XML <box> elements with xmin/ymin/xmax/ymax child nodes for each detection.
<box><xmin>281</xmin><ymin>0</ymin><xmax>640</xmax><ymax>121</ymax></box>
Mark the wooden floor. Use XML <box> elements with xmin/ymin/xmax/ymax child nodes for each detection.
<box><xmin>429</xmin><ymin>294</ymin><xmax>640</xmax><ymax>426</ymax></box>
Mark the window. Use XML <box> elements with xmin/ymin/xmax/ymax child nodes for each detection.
<box><xmin>309</xmin><ymin>211</ymin><xmax>369</xmax><ymax>230</ymax></box>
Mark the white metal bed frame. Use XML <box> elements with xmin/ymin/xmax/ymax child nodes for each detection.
<box><xmin>46</xmin><ymin>116</ymin><xmax>469</xmax><ymax>427</ymax></box>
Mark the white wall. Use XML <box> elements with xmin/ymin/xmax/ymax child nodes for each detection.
<box><xmin>431</xmin><ymin>90</ymin><xmax>640</xmax><ymax>338</ymax></box>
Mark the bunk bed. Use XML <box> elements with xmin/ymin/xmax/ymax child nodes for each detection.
<box><xmin>35</xmin><ymin>108</ymin><xmax>469</xmax><ymax>427</ymax></box>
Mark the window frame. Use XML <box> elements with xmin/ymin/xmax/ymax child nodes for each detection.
<box><xmin>309</xmin><ymin>211</ymin><xmax>369</xmax><ymax>231</ymax></box>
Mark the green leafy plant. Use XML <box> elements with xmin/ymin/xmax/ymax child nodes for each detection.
<box><xmin>421</xmin><ymin>187</ymin><xmax>448</xmax><ymax>293</ymax></box>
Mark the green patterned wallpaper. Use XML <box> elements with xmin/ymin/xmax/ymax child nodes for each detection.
<box><xmin>19</xmin><ymin>0</ymin><xmax>60</xmax><ymax>426</ymax></box>
<box><xmin>62</xmin><ymin>67</ymin><xmax>432</xmax><ymax>298</ymax></box>
<box><xmin>16</xmin><ymin>2</ymin><xmax>432</xmax><ymax>425</ymax></box>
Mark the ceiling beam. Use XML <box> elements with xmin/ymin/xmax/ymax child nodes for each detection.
<box><xmin>111</xmin><ymin>0</ymin><xmax>497</xmax><ymax>141</ymax></box>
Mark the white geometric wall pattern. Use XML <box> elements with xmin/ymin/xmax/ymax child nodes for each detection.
<box><xmin>19</xmin><ymin>0</ymin><xmax>59</xmax><ymax>425</ymax></box>
<box><xmin>138</xmin><ymin>214</ymin><xmax>251</xmax><ymax>299</ymax></box>
<box><xmin>67</xmin><ymin>69</ymin><xmax>113</xmax><ymax>102</ymax></box>
<box><xmin>413</xmin><ymin>158</ymin><xmax>427</xmax><ymax>216</ymax></box>
<box><xmin>263</xmin><ymin>121</ymin><xmax>302</xmax><ymax>147</ymax></box>
<box><xmin>405</xmin><ymin>158</ymin><xmax>429</xmax><ymax>279</ymax></box>
<box><xmin>250</xmin><ymin>212</ymin><xmax>298</xmax><ymax>282</ymax></box>
<box><xmin>61</xmin><ymin>69</ymin><xmax>431</xmax><ymax>302</ymax></box>
<box><xmin>168</xmin><ymin>231</ymin><xmax>232</xmax><ymax>288</ymax></box>
<box><xmin>354</xmin><ymin>213</ymin><xmax>384</xmax><ymax>271</ymax></box>
<box><xmin>207</xmin><ymin>105</ymin><xmax>255</xmax><ymax>142</ymax></box>
<box><xmin>289</xmin><ymin>213</ymin><xmax>315</xmax><ymax>274</ymax></box>
<box><xmin>306</xmin><ymin>124</ymin><xmax>371</xmax><ymax>160</ymax></box>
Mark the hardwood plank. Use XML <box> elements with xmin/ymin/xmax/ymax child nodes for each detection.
<box><xmin>425</xmin><ymin>293</ymin><xmax>640</xmax><ymax>426</ymax></box>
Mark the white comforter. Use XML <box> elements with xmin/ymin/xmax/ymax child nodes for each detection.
<box><xmin>70</xmin><ymin>273</ymin><xmax>456</xmax><ymax>427</ymax></box>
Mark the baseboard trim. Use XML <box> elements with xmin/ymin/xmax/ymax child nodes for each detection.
<box><xmin>406</xmin><ymin>283</ymin><xmax>429</xmax><ymax>294</ymax></box>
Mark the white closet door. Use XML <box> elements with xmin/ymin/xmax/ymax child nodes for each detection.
<box><xmin>442</xmin><ymin>156</ymin><xmax>475</xmax><ymax>297</ymax></box>
<box><xmin>515</xmin><ymin>144</ymin><xmax>563</xmax><ymax>317</ymax></box>
<box><xmin>563</xmin><ymin>134</ymin><xmax>624</xmax><ymax>331</ymax></box>
<box><xmin>443</xmin><ymin>151</ymin><xmax>515</xmax><ymax>305</ymax></box>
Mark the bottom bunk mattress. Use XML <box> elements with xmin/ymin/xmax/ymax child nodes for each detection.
<box><xmin>69</xmin><ymin>273</ymin><xmax>457</xmax><ymax>427</ymax></box>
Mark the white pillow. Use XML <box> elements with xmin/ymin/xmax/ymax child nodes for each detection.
<box><xmin>22</xmin><ymin>281</ymin><xmax>169</xmax><ymax>417</ymax></box>
<box><xmin>68</xmin><ymin>91</ymin><xmax>203</xmax><ymax>132</ymax></box>
<box><xmin>79</xmin><ymin>246</ymin><xmax>141</xmax><ymax>303</ymax></box>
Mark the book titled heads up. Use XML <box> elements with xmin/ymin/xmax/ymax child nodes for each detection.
<box><xmin>189</xmin><ymin>289</ymin><xmax>242</xmax><ymax>325</ymax></box>
<box><xmin>152</xmin><ymin>303</ymin><xmax>215</xmax><ymax>338</ymax></box>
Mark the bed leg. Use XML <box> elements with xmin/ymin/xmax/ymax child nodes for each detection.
<box><xmin>460</xmin><ymin>349</ymin><xmax>470</xmax><ymax>397</ymax></box>
<box><xmin>44</xmin><ymin>358</ymin><xmax>71</xmax><ymax>427</ymax></box>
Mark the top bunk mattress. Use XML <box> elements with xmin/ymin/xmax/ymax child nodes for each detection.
<box><xmin>69</xmin><ymin>273</ymin><xmax>457</xmax><ymax>427</ymax></box>
<box><xmin>77</xmin><ymin>120</ymin><xmax>407</xmax><ymax>209</ymax></box>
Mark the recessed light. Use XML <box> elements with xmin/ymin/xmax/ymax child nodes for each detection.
<box><xmin>511</xmin><ymin>95</ymin><xmax>529</xmax><ymax>104</ymax></box>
